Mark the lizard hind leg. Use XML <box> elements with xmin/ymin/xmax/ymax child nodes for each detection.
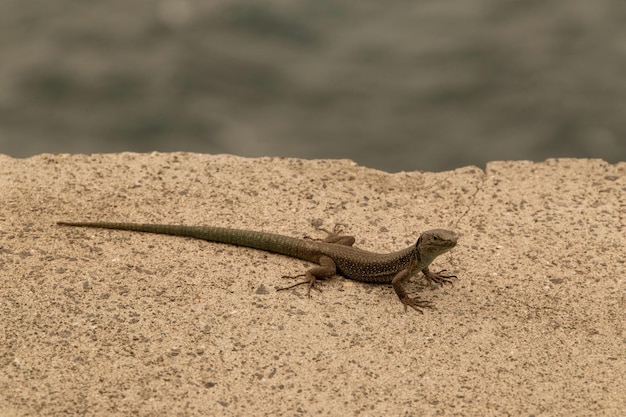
<box><xmin>319</xmin><ymin>224</ymin><xmax>356</xmax><ymax>247</ymax></box>
<box><xmin>276</xmin><ymin>271</ymin><xmax>320</xmax><ymax>296</ymax></box>
<box><xmin>304</xmin><ymin>224</ymin><xmax>356</xmax><ymax>247</ymax></box>
<box><xmin>276</xmin><ymin>255</ymin><xmax>337</xmax><ymax>297</ymax></box>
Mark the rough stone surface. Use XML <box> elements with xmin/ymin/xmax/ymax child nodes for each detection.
<box><xmin>1</xmin><ymin>153</ymin><xmax>624</xmax><ymax>416</ymax></box>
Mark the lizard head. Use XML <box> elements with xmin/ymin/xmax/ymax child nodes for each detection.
<box><xmin>416</xmin><ymin>229</ymin><xmax>458</xmax><ymax>264</ymax></box>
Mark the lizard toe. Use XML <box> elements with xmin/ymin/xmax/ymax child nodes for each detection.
<box><xmin>401</xmin><ymin>296</ymin><xmax>433</xmax><ymax>313</ymax></box>
<box><xmin>427</xmin><ymin>269</ymin><xmax>457</xmax><ymax>287</ymax></box>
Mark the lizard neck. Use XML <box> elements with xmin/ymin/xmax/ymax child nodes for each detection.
<box><xmin>417</xmin><ymin>251</ymin><xmax>436</xmax><ymax>268</ymax></box>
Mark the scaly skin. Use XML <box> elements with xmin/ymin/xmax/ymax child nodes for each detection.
<box><xmin>57</xmin><ymin>221</ymin><xmax>458</xmax><ymax>312</ymax></box>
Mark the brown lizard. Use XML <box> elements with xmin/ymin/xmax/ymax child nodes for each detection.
<box><xmin>57</xmin><ymin>222</ymin><xmax>458</xmax><ymax>312</ymax></box>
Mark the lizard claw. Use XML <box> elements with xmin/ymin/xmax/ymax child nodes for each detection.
<box><xmin>305</xmin><ymin>224</ymin><xmax>355</xmax><ymax>247</ymax></box>
<box><xmin>303</xmin><ymin>224</ymin><xmax>338</xmax><ymax>241</ymax></box>
<box><xmin>423</xmin><ymin>269</ymin><xmax>457</xmax><ymax>287</ymax></box>
<box><xmin>400</xmin><ymin>296</ymin><xmax>433</xmax><ymax>314</ymax></box>
<box><xmin>314</xmin><ymin>223</ymin><xmax>347</xmax><ymax>236</ymax></box>
<box><xmin>277</xmin><ymin>274</ymin><xmax>320</xmax><ymax>296</ymax></box>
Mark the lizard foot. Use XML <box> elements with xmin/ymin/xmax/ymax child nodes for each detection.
<box><xmin>400</xmin><ymin>296</ymin><xmax>433</xmax><ymax>314</ymax></box>
<box><xmin>277</xmin><ymin>274</ymin><xmax>320</xmax><ymax>297</ymax></box>
<box><xmin>315</xmin><ymin>223</ymin><xmax>347</xmax><ymax>236</ymax></box>
<box><xmin>304</xmin><ymin>224</ymin><xmax>355</xmax><ymax>247</ymax></box>
<box><xmin>423</xmin><ymin>269</ymin><xmax>457</xmax><ymax>287</ymax></box>
<box><xmin>304</xmin><ymin>224</ymin><xmax>340</xmax><ymax>241</ymax></box>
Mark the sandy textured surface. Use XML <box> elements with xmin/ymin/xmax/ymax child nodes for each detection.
<box><xmin>1</xmin><ymin>153</ymin><xmax>625</xmax><ymax>416</ymax></box>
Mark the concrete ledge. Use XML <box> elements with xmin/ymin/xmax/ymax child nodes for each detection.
<box><xmin>1</xmin><ymin>153</ymin><xmax>625</xmax><ymax>415</ymax></box>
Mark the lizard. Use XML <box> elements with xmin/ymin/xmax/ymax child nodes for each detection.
<box><xmin>57</xmin><ymin>221</ymin><xmax>459</xmax><ymax>313</ymax></box>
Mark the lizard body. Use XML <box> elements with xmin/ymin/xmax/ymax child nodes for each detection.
<box><xmin>57</xmin><ymin>221</ymin><xmax>458</xmax><ymax>312</ymax></box>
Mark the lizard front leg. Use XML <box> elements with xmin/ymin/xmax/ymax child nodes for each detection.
<box><xmin>277</xmin><ymin>255</ymin><xmax>337</xmax><ymax>296</ymax></box>
<box><xmin>392</xmin><ymin>268</ymin><xmax>433</xmax><ymax>313</ymax></box>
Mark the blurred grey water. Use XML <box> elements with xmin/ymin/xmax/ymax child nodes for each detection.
<box><xmin>1</xmin><ymin>0</ymin><xmax>624</xmax><ymax>172</ymax></box>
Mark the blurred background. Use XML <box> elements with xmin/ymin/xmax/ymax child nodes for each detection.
<box><xmin>1</xmin><ymin>0</ymin><xmax>624</xmax><ymax>172</ymax></box>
